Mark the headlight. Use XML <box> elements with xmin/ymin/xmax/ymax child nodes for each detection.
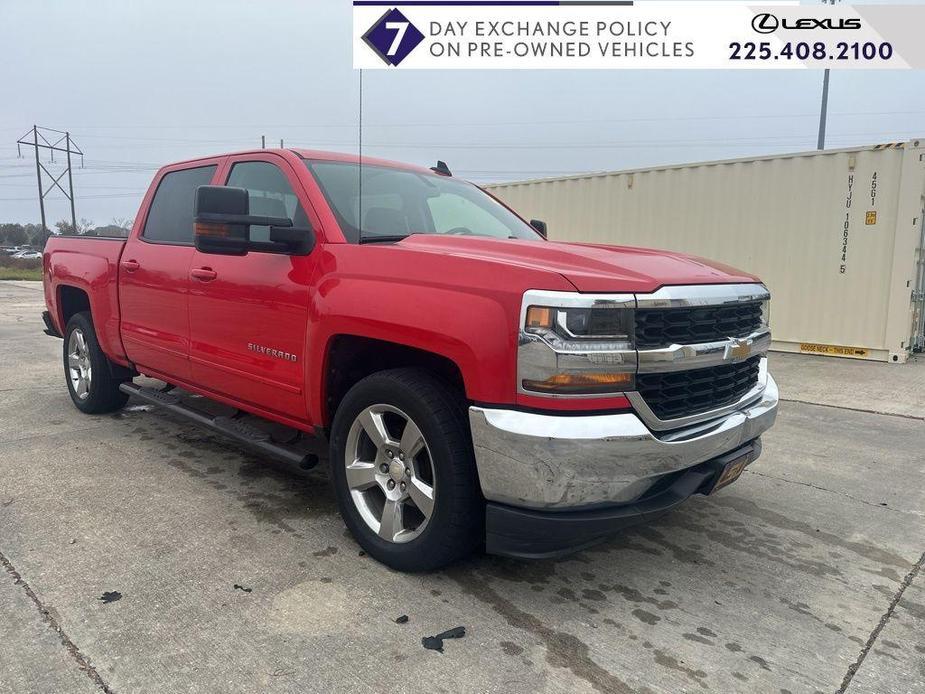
<box><xmin>519</xmin><ymin>292</ymin><xmax>636</xmax><ymax>396</ymax></box>
<box><xmin>526</xmin><ymin>306</ymin><xmax>634</xmax><ymax>345</ymax></box>
<box><xmin>759</xmin><ymin>299</ymin><xmax>770</xmax><ymax>328</ymax></box>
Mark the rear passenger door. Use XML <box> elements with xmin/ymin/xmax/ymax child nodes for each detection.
<box><xmin>187</xmin><ymin>155</ymin><xmax>317</xmax><ymax>423</ymax></box>
<box><xmin>120</xmin><ymin>164</ymin><xmax>219</xmax><ymax>382</ymax></box>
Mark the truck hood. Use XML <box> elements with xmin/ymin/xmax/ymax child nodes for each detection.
<box><xmin>395</xmin><ymin>235</ymin><xmax>759</xmax><ymax>293</ymax></box>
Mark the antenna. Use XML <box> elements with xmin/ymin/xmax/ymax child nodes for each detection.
<box><xmin>430</xmin><ymin>161</ymin><xmax>452</xmax><ymax>176</ymax></box>
<box><xmin>358</xmin><ymin>68</ymin><xmax>364</xmax><ymax>241</ymax></box>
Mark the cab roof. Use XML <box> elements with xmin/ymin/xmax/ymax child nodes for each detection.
<box><xmin>161</xmin><ymin>148</ymin><xmax>437</xmax><ymax>176</ymax></box>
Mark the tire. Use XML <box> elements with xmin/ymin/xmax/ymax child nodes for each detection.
<box><xmin>63</xmin><ymin>311</ymin><xmax>130</xmax><ymax>414</ymax></box>
<box><xmin>329</xmin><ymin>368</ymin><xmax>483</xmax><ymax>571</ymax></box>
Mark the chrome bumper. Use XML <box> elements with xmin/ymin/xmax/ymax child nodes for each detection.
<box><xmin>468</xmin><ymin>372</ymin><xmax>778</xmax><ymax>510</ymax></box>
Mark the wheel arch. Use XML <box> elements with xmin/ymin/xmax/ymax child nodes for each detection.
<box><xmin>51</xmin><ymin>273</ymin><xmax>129</xmax><ymax>366</ymax></box>
<box><xmin>57</xmin><ymin>284</ymin><xmax>92</xmax><ymax>328</ymax></box>
<box><xmin>57</xmin><ymin>286</ymin><xmax>136</xmax><ymax>381</ymax></box>
<box><xmin>321</xmin><ymin>335</ymin><xmax>466</xmax><ymax>428</ymax></box>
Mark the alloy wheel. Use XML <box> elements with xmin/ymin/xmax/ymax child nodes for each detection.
<box><xmin>67</xmin><ymin>328</ymin><xmax>92</xmax><ymax>401</ymax></box>
<box><xmin>344</xmin><ymin>404</ymin><xmax>436</xmax><ymax>543</ymax></box>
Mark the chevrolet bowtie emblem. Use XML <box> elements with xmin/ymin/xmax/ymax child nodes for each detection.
<box><xmin>727</xmin><ymin>338</ymin><xmax>751</xmax><ymax>360</ymax></box>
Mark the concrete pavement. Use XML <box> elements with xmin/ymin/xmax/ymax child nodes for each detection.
<box><xmin>1</xmin><ymin>280</ymin><xmax>922</xmax><ymax>693</ymax></box>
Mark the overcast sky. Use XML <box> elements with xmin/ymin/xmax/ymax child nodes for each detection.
<box><xmin>1</xmin><ymin>0</ymin><xmax>924</xmax><ymax>225</ymax></box>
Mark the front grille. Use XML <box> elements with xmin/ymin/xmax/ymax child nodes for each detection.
<box><xmin>635</xmin><ymin>301</ymin><xmax>763</xmax><ymax>348</ymax></box>
<box><xmin>637</xmin><ymin>355</ymin><xmax>761</xmax><ymax>420</ymax></box>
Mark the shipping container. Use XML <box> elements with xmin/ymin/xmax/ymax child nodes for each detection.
<box><xmin>486</xmin><ymin>140</ymin><xmax>925</xmax><ymax>363</ymax></box>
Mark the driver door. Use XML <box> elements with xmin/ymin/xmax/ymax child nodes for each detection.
<box><xmin>187</xmin><ymin>154</ymin><xmax>318</xmax><ymax>423</ymax></box>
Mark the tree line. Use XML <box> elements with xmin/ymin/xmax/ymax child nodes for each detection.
<box><xmin>0</xmin><ymin>218</ymin><xmax>133</xmax><ymax>248</ymax></box>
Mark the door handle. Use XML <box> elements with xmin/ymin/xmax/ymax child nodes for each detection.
<box><xmin>121</xmin><ymin>259</ymin><xmax>140</xmax><ymax>272</ymax></box>
<box><xmin>191</xmin><ymin>267</ymin><xmax>218</xmax><ymax>281</ymax></box>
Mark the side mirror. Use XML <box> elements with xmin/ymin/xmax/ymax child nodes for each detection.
<box><xmin>530</xmin><ymin>219</ymin><xmax>547</xmax><ymax>239</ymax></box>
<box><xmin>194</xmin><ymin>185</ymin><xmax>315</xmax><ymax>255</ymax></box>
<box><xmin>268</xmin><ymin>224</ymin><xmax>316</xmax><ymax>254</ymax></box>
<box><xmin>194</xmin><ymin>186</ymin><xmax>251</xmax><ymax>255</ymax></box>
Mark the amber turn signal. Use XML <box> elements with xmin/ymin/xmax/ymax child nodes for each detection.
<box><xmin>194</xmin><ymin>221</ymin><xmax>230</xmax><ymax>237</ymax></box>
<box><xmin>525</xmin><ymin>306</ymin><xmax>554</xmax><ymax>330</ymax></box>
<box><xmin>522</xmin><ymin>371</ymin><xmax>634</xmax><ymax>394</ymax></box>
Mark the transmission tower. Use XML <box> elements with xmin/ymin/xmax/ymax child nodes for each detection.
<box><xmin>16</xmin><ymin>125</ymin><xmax>84</xmax><ymax>244</ymax></box>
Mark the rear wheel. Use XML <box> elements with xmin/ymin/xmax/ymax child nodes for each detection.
<box><xmin>63</xmin><ymin>312</ymin><xmax>130</xmax><ymax>414</ymax></box>
<box><xmin>330</xmin><ymin>368</ymin><xmax>482</xmax><ymax>571</ymax></box>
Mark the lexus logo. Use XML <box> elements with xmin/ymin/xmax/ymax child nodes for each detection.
<box><xmin>752</xmin><ymin>13</ymin><xmax>779</xmax><ymax>33</ymax></box>
<box><xmin>751</xmin><ymin>12</ymin><xmax>862</xmax><ymax>34</ymax></box>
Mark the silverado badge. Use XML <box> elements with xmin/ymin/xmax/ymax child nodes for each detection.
<box><xmin>248</xmin><ymin>343</ymin><xmax>298</xmax><ymax>362</ymax></box>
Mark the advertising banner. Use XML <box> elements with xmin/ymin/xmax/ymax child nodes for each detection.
<box><xmin>353</xmin><ymin>2</ymin><xmax>925</xmax><ymax>69</ymax></box>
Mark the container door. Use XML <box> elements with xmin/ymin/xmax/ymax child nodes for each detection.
<box><xmin>912</xmin><ymin>211</ymin><xmax>925</xmax><ymax>351</ymax></box>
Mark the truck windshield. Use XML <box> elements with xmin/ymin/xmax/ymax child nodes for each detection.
<box><xmin>303</xmin><ymin>159</ymin><xmax>542</xmax><ymax>244</ymax></box>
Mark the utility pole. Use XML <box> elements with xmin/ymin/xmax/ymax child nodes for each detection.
<box><xmin>818</xmin><ymin>0</ymin><xmax>840</xmax><ymax>150</ymax></box>
<box><xmin>16</xmin><ymin>125</ymin><xmax>84</xmax><ymax>246</ymax></box>
<box><xmin>261</xmin><ymin>135</ymin><xmax>266</xmax><ymax>149</ymax></box>
<box><xmin>32</xmin><ymin>127</ymin><xmax>46</xmax><ymax>245</ymax></box>
<box><xmin>817</xmin><ymin>69</ymin><xmax>830</xmax><ymax>150</ymax></box>
<box><xmin>280</xmin><ymin>138</ymin><xmax>284</xmax><ymax>149</ymax></box>
<box><xmin>66</xmin><ymin>132</ymin><xmax>76</xmax><ymax>232</ymax></box>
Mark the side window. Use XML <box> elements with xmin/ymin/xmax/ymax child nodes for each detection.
<box><xmin>142</xmin><ymin>165</ymin><xmax>216</xmax><ymax>244</ymax></box>
<box><xmin>226</xmin><ymin>162</ymin><xmax>310</xmax><ymax>243</ymax></box>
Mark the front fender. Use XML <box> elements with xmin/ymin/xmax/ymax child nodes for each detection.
<box><xmin>305</xmin><ymin>243</ymin><xmax>578</xmax><ymax>425</ymax></box>
<box><xmin>308</xmin><ymin>277</ymin><xmax>518</xmax><ymax>424</ymax></box>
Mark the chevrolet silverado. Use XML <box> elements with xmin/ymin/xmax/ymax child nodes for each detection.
<box><xmin>42</xmin><ymin>149</ymin><xmax>778</xmax><ymax>571</ymax></box>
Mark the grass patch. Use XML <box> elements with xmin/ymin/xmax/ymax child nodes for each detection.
<box><xmin>0</xmin><ymin>267</ymin><xmax>43</xmax><ymax>281</ymax></box>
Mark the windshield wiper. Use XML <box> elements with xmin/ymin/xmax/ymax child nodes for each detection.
<box><xmin>358</xmin><ymin>234</ymin><xmax>413</xmax><ymax>244</ymax></box>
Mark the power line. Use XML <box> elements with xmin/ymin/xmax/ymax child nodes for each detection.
<box><xmin>50</xmin><ymin>129</ymin><xmax>925</xmax><ymax>152</ymax></box>
<box><xmin>285</xmin><ymin>130</ymin><xmax>924</xmax><ymax>151</ymax></box>
<box><xmin>0</xmin><ymin>182</ymin><xmax>147</xmax><ymax>190</ymax></box>
<box><xmin>0</xmin><ymin>192</ymin><xmax>141</xmax><ymax>201</ymax></box>
<box><xmin>2</xmin><ymin>126</ymin><xmax>920</xmax><ymax>208</ymax></box>
<box><xmin>1</xmin><ymin>107</ymin><xmax>923</xmax><ymax>131</ymax></box>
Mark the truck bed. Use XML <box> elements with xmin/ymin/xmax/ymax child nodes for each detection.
<box><xmin>44</xmin><ymin>235</ymin><xmax>128</xmax><ymax>363</ymax></box>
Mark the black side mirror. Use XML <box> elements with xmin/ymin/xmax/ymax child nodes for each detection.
<box><xmin>530</xmin><ymin>219</ymin><xmax>547</xmax><ymax>238</ymax></box>
<box><xmin>268</xmin><ymin>224</ymin><xmax>316</xmax><ymax>255</ymax></box>
<box><xmin>194</xmin><ymin>185</ymin><xmax>315</xmax><ymax>255</ymax></box>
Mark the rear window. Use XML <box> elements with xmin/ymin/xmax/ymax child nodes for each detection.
<box><xmin>142</xmin><ymin>165</ymin><xmax>216</xmax><ymax>244</ymax></box>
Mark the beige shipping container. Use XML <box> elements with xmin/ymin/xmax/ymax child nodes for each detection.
<box><xmin>487</xmin><ymin>140</ymin><xmax>925</xmax><ymax>363</ymax></box>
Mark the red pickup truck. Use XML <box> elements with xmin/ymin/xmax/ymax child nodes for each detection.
<box><xmin>42</xmin><ymin>149</ymin><xmax>778</xmax><ymax>571</ymax></box>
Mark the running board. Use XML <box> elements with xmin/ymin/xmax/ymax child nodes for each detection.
<box><xmin>119</xmin><ymin>382</ymin><xmax>320</xmax><ymax>471</ymax></box>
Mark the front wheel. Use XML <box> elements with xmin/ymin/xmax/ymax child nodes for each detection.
<box><xmin>329</xmin><ymin>368</ymin><xmax>483</xmax><ymax>571</ymax></box>
<box><xmin>63</xmin><ymin>312</ymin><xmax>130</xmax><ymax>414</ymax></box>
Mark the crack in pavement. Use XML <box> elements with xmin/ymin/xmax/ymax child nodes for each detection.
<box><xmin>837</xmin><ymin>549</ymin><xmax>925</xmax><ymax>693</ymax></box>
<box><xmin>0</xmin><ymin>423</ymin><xmax>115</xmax><ymax>447</ymax></box>
<box><xmin>780</xmin><ymin>397</ymin><xmax>925</xmax><ymax>422</ymax></box>
<box><xmin>0</xmin><ymin>549</ymin><xmax>114</xmax><ymax>694</ymax></box>
<box><xmin>744</xmin><ymin>469</ymin><xmax>925</xmax><ymax>518</ymax></box>
<box><xmin>0</xmin><ymin>386</ymin><xmax>61</xmax><ymax>394</ymax></box>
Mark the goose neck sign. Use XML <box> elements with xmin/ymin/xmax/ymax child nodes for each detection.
<box><xmin>352</xmin><ymin>2</ymin><xmax>925</xmax><ymax>69</ymax></box>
